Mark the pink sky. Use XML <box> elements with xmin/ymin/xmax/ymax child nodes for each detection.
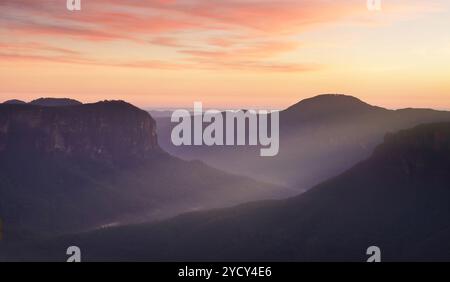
<box><xmin>0</xmin><ymin>0</ymin><xmax>449</xmax><ymax>109</ymax></box>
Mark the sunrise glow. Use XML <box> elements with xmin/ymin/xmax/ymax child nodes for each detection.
<box><xmin>1</xmin><ymin>0</ymin><xmax>449</xmax><ymax>109</ymax></box>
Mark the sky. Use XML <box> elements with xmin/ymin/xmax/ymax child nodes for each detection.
<box><xmin>0</xmin><ymin>0</ymin><xmax>449</xmax><ymax>110</ymax></box>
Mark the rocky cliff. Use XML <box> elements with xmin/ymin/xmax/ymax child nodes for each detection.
<box><xmin>368</xmin><ymin>123</ymin><xmax>450</xmax><ymax>180</ymax></box>
<box><xmin>0</xmin><ymin>100</ymin><xmax>158</xmax><ymax>163</ymax></box>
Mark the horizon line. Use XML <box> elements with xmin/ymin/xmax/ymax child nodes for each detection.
<box><xmin>2</xmin><ymin>95</ymin><xmax>450</xmax><ymax>112</ymax></box>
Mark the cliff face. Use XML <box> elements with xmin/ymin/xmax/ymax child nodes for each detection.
<box><xmin>0</xmin><ymin>100</ymin><xmax>158</xmax><ymax>163</ymax></box>
<box><xmin>373</xmin><ymin>123</ymin><xmax>450</xmax><ymax>176</ymax></box>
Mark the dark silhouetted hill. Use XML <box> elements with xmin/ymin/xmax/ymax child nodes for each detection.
<box><xmin>282</xmin><ymin>94</ymin><xmax>386</xmax><ymax>123</ymax></box>
<box><xmin>29</xmin><ymin>98</ymin><xmax>82</xmax><ymax>107</ymax></box>
<box><xmin>3</xmin><ymin>99</ymin><xmax>26</xmax><ymax>105</ymax></box>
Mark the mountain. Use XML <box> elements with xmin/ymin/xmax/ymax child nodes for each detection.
<box><xmin>3</xmin><ymin>98</ymin><xmax>82</xmax><ymax>107</ymax></box>
<box><xmin>281</xmin><ymin>94</ymin><xmax>386</xmax><ymax>123</ymax></box>
<box><xmin>3</xmin><ymin>99</ymin><xmax>26</xmax><ymax>105</ymax></box>
<box><xmin>29</xmin><ymin>98</ymin><xmax>82</xmax><ymax>107</ymax></box>
<box><xmin>156</xmin><ymin>94</ymin><xmax>450</xmax><ymax>190</ymax></box>
<box><xmin>8</xmin><ymin>122</ymin><xmax>450</xmax><ymax>261</ymax></box>
<box><xmin>0</xmin><ymin>101</ymin><xmax>286</xmax><ymax>241</ymax></box>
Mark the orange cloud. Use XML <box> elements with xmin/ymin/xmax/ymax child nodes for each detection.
<box><xmin>0</xmin><ymin>0</ymin><xmax>435</xmax><ymax>72</ymax></box>
<box><xmin>181</xmin><ymin>41</ymin><xmax>300</xmax><ymax>60</ymax></box>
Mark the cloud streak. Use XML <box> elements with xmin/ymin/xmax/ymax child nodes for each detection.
<box><xmin>0</xmin><ymin>0</ymin><xmax>435</xmax><ymax>72</ymax></box>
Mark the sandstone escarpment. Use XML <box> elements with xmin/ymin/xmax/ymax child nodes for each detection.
<box><xmin>0</xmin><ymin>100</ymin><xmax>158</xmax><ymax>163</ymax></box>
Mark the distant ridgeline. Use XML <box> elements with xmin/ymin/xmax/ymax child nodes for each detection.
<box><xmin>3</xmin><ymin>98</ymin><xmax>82</xmax><ymax>107</ymax></box>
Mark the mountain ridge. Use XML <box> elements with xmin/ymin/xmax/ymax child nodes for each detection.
<box><xmin>29</xmin><ymin>98</ymin><xmax>82</xmax><ymax>107</ymax></box>
<box><xmin>155</xmin><ymin>94</ymin><xmax>450</xmax><ymax>189</ymax></box>
<box><xmin>8</xmin><ymin>122</ymin><xmax>450</xmax><ymax>261</ymax></box>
